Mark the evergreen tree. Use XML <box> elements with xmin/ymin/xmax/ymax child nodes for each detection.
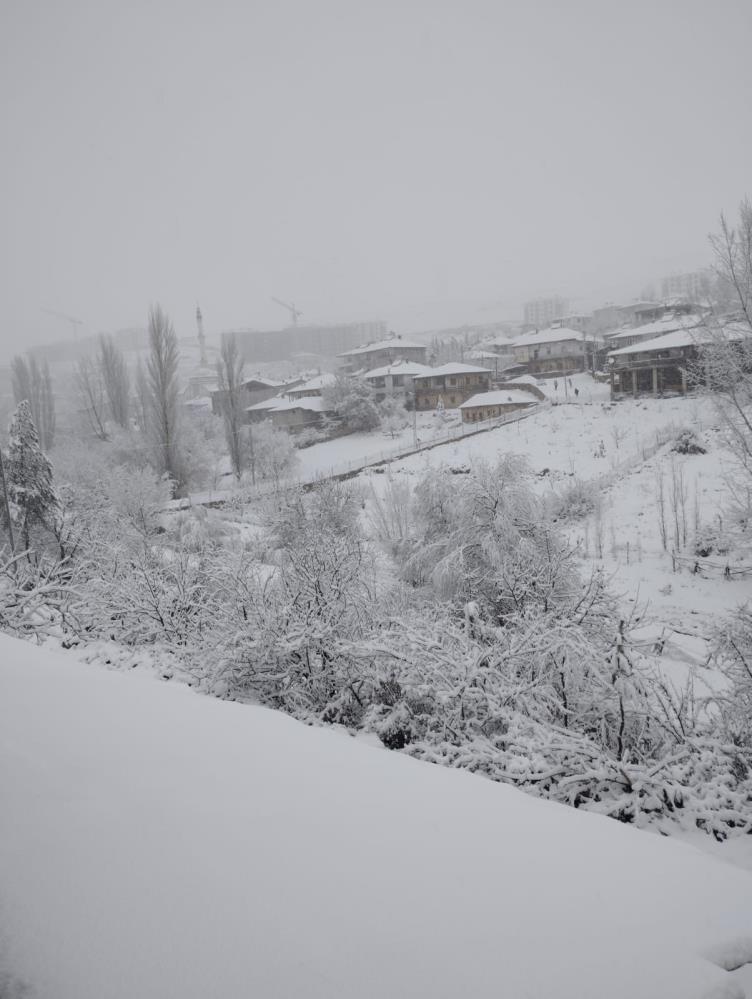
<box><xmin>5</xmin><ymin>401</ymin><xmax>58</xmax><ymax>551</ymax></box>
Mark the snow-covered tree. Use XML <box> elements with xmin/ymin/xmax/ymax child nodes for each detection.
<box><xmin>379</xmin><ymin>396</ymin><xmax>409</xmax><ymax>437</ymax></box>
<box><xmin>244</xmin><ymin>422</ymin><xmax>297</xmax><ymax>487</ymax></box>
<box><xmin>323</xmin><ymin>375</ymin><xmax>380</xmax><ymax>432</ymax></box>
<box><xmin>4</xmin><ymin>401</ymin><xmax>59</xmax><ymax>552</ymax></box>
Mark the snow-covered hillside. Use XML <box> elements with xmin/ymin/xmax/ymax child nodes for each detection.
<box><xmin>1</xmin><ymin>635</ymin><xmax>751</xmax><ymax>999</ymax></box>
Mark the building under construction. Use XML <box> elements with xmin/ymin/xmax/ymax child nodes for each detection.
<box><xmin>224</xmin><ymin>321</ymin><xmax>387</xmax><ymax>364</ymax></box>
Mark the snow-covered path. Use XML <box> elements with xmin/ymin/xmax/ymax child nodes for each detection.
<box><xmin>1</xmin><ymin>635</ymin><xmax>751</xmax><ymax>999</ymax></box>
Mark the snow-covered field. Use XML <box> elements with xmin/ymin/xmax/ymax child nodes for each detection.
<box><xmin>352</xmin><ymin>384</ymin><xmax>748</xmax><ymax>647</ymax></box>
<box><xmin>1</xmin><ymin>633</ymin><xmax>752</xmax><ymax>999</ymax></box>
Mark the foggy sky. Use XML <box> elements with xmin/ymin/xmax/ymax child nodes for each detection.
<box><xmin>1</xmin><ymin>0</ymin><xmax>751</xmax><ymax>356</ymax></box>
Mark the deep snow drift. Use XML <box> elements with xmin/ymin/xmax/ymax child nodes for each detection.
<box><xmin>1</xmin><ymin>634</ymin><xmax>751</xmax><ymax>999</ymax></box>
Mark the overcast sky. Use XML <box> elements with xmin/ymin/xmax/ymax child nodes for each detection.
<box><xmin>1</xmin><ymin>0</ymin><xmax>750</xmax><ymax>355</ymax></box>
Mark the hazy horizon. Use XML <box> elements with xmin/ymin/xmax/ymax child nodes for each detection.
<box><xmin>2</xmin><ymin>0</ymin><xmax>750</xmax><ymax>359</ymax></box>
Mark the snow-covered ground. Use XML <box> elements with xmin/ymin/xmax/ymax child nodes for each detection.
<box><xmin>1</xmin><ymin>634</ymin><xmax>752</xmax><ymax>999</ymax></box>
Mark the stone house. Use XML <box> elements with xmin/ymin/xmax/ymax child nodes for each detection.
<box><xmin>412</xmin><ymin>363</ymin><xmax>492</xmax><ymax>410</ymax></box>
<box><xmin>459</xmin><ymin>389</ymin><xmax>538</xmax><ymax>423</ymax></box>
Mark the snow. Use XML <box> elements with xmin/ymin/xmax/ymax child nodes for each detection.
<box><xmin>287</xmin><ymin>372</ymin><xmax>336</xmax><ymax>394</ymax></box>
<box><xmin>1</xmin><ymin>634</ymin><xmax>752</xmax><ymax>999</ymax></box>
<box><xmin>459</xmin><ymin>389</ymin><xmax>538</xmax><ymax>408</ymax></box>
<box><xmin>245</xmin><ymin>395</ymin><xmax>284</xmax><ymax>412</ymax></box>
<box><xmin>266</xmin><ymin>395</ymin><xmax>327</xmax><ymax>413</ymax></box>
<box><xmin>362</xmin><ymin>359</ymin><xmax>434</xmax><ymax>379</ymax></box>
<box><xmin>606</xmin><ymin>312</ymin><xmax>702</xmax><ymax>344</ymax></box>
<box><xmin>413</xmin><ymin>361</ymin><xmax>492</xmax><ymax>377</ymax></box>
<box><xmin>609</xmin><ymin>321</ymin><xmax>750</xmax><ymax>356</ymax></box>
<box><xmin>509</xmin><ymin>326</ymin><xmax>591</xmax><ymax>347</ymax></box>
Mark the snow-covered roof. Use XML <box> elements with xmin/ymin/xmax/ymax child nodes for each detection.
<box><xmin>245</xmin><ymin>397</ymin><xmax>284</xmax><ymax>412</ymax></box>
<box><xmin>240</xmin><ymin>376</ymin><xmax>285</xmax><ymax>389</ymax></box>
<box><xmin>501</xmin><ymin>373</ymin><xmax>541</xmax><ymax>386</ymax></box>
<box><xmin>272</xmin><ymin>396</ymin><xmax>329</xmax><ymax>413</ymax></box>
<box><xmin>608</xmin><ymin>328</ymin><xmax>710</xmax><ymax>357</ymax></box>
<box><xmin>288</xmin><ymin>372</ymin><xmax>336</xmax><ymax>393</ymax></box>
<box><xmin>609</xmin><ymin>320</ymin><xmax>751</xmax><ymax>358</ymax></box>
<box><xmin>413</xmin><ymin>362</ymin><xmax>492</xmax><ymax>379</ymax></box>
<box><xmin>509</xmin><ymin>326</ymin><xmax>589</xmax><ymax>348</ymax></box>
<box><xmin>464</xmin><ymin>350</ymin><xmax>500</xmax><ymax>362</ymax></box>
<box><xmin>460</xmin><ymin>390</ymin><xmax>538</xmax><ymax>409</ymax></box>
<box><xmin>362</xmin><ymin>360</ymin><xmax>434</xmax><ymax>379</ymax></box>
<box><xmin>606</xmin><ymin>314</ymin><xmax>701</xmax><ymax>343</ymax></box>
<box><xmin>337</xmin><ymin>337</ymin><xmax>425</xmax><ymax>357</ymax></box>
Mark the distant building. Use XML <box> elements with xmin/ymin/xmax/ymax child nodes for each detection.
<box><xmin>412</xmin><ymin>363</ymin><xmax>492</xmax><ymax>410</ymax></box>
<box><xmin>508</xmin><ymin>327</ymin><xmax>597</xmax><ymax>375</ymax></box>
<box><xmin>285</xmin><ymin>373</ymin><xmax>336</xmax><ymax>399</ymax></box>
<box><xmin>661</xmin><ymin>270</ymin><xmax>710</xmax><ymax>303</ymax></box>
<box><xmin>266</xmin><ymin>396</ymin><xmax>333</xmax><ymax>433</ymax></box>
<box><xmin>337</xmin><ymin>334</ymin><xmax>427</xmax><ymax>374</ymax></box>
<box><xmin>211</xmin><ymin>376</ymin><xmax>302</xmax><ymax>421</ymax></box>
<box><xmin>226</xmin><ymin>321</ymin><xmax>387</xmax><ymax>364</ymax></box>
<box><xmin>523</xmin><ymin>297</ymin><xmax>569</xmax><ymax>330</ymax></box>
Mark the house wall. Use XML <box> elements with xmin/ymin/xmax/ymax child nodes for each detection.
<box><xmin>461</xmin><ymin>402</ymin><xmax>533</xmax><ymax>423</ymax></box>
<box><xmin>414</xmin><ymin>372</ymin><xmax>490</xmax><ymax>409</ymax></box>
<box><xmin>609</xmin><ymin>346</ymin><xmax>697</xmax><ymax>396</ymax></box>
<box><xmin>270</xmin><ymin>408</ymin><xmax>324</xmax><ymax>432</ymax></box>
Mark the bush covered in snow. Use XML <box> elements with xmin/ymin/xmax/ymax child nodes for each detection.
<box><xmin>671</xmin><ymin>429</ymin><xmax>707</xmax><ymax>455</ymax></box>
<box><xmin>548</xmin><ymin>479</ymin><xmax>599</xmax><ymax>522</ymax></box>
<box><xmin>2</xmin><ymin>428</ymin><xmax>751</xmax><ymax>841</ymax></box>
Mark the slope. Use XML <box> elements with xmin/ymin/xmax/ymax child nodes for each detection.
<box><xmin>1</xmin><ymin>634</ymin><xmax>751</xmax><ymax>999</ymax></box>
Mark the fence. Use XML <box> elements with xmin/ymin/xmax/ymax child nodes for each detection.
<box><xmin>670</xmin><ymin>550</ymin><xmax>752</xmax><ymax>580</ymax></box>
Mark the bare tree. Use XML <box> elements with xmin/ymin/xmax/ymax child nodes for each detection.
<box><xmin>98</xmin><ymin>334</ymin><xmax>130</xmax><ymax>428</ymax></box>
<box><xmin>134</xmin><ymin>358</ymin><xmax>150</xmax><ymax>434</ymax></box>
<box><xmin>215</xmin><ymin>333</ymin><xmax>246</xmax><ymax>479</ymax></box>
<box><xmin>145</xmin><ymin>305</ymin><xmax>184</xmax><ymax>494</ymax></box>
<box><xmin>11</xmin><ymin>354</ymin><xmax>56</xmax><ymax>451</ymax></box>
<box><xmin>710</xmin><ymin>197</ymin><xmax>752</xmax><ymax>328</ymax></box>
<box><xmin>699</xmin><ymin>200</ymin><xmax>752</xmax><ymax>482</ymax></box>
<box><xmin>74</xmin><ymin>358</ymin><xmax>109</xmax><ymax>441</ymax></box>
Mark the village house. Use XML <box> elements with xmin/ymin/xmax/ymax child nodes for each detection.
<box><xmin>459</xmin><ymin>388</ymin><xmax>539</xmax><ymax>423</ymax></box>
<box><xmin>606</xmin><ymin>323</ymin><xmax>735</xmax><ymax>396</ymax></box>
<box><xmin>285</xmin><ymin>372</ymin><xmax>336</xmax><ymax>399</ymax></box>
<box><xmin>211</xmin><ymin>375</ymin><xmax>302</xmax><ymax>420</ymax></box>
<box><xmin>508</xmin><ymin>326</ymin><xmax>598</xmax><ymax>375</ymax></box>
<box><xmin>361</xmin><ymin>360</ymin><xmax>433</xmax><ymax>402</ymax></box>
<box><xmin>337</xmin><ymin>334</ymin><xmax>427</xmax><ymax>374</ymax></box>
<box><xmin>412</xmin><ymin>363</ymin><xmax>492</xmax><ymax>410</ymax></box>
<box><xmin>266</xmin><ymin>396</ymin><xmax>333</xmax><ymax>433</ymax></box>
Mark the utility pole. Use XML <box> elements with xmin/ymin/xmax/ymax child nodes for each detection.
<box><xmin>0</xmin><ymin>446</ymin><xmax>16</xmax><ymax>556</ymax></box>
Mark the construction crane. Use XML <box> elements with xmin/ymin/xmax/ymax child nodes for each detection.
<box><xmin>41</xmin><ymin>307</ymin><xmax>84</xmax><ymax>338</ymax></box>
<box><xmin>271</xmin><ymin>297</ymin><xmax>302</xmax><ymax>327</ymax></box>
